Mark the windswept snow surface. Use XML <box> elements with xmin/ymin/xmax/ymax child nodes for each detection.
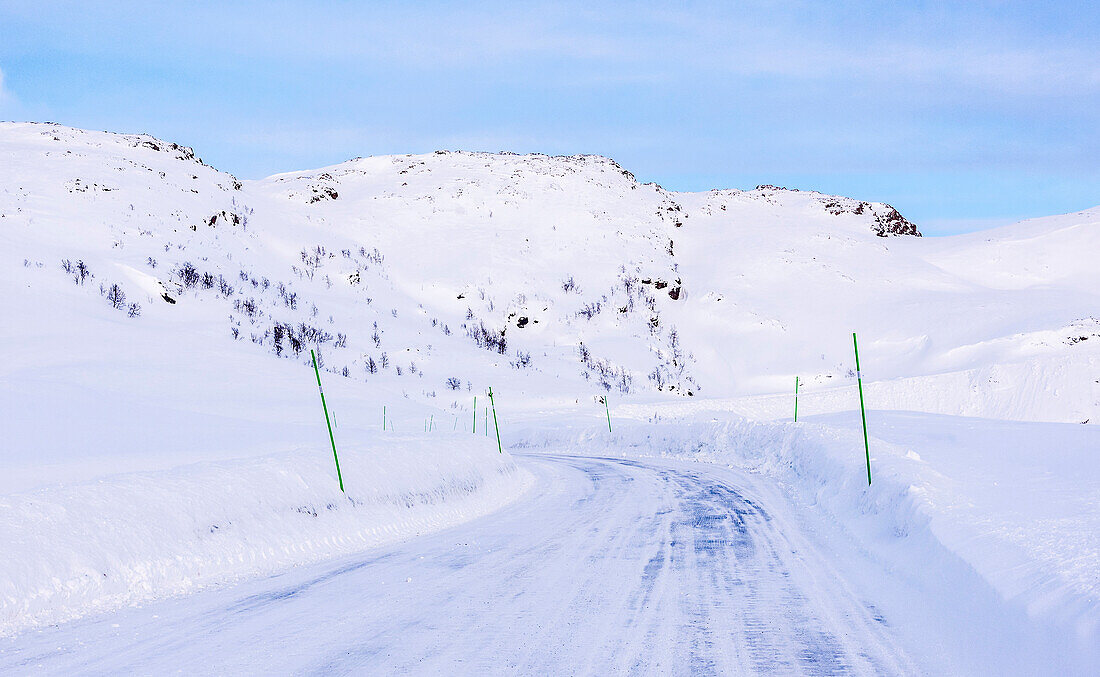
<box><xmin>0</xmin><ymin>436</ymin><xmax>531</xmax><ymax>637</ymax></box>
<box><xmin>1</xmin><ymin>415</ymin><xmax>1096</xmax><ymax>675</ymax></box>
<box><xmin>0</xmin><ymin>453</ymin><xmax>921</xmax><ymax>675</ymax></box>
<box><xmin>2</xmin><ymin>122</ymin><xmax>1097</xmax><ymax>425</ymax></box>
<box><xmin>2</xmin><ymin>123</ymin><xmax>1099</xmax><ymax>673</ymax></box>
<box><xmin>3</xmin><ymin>413</ymin><xmax>1096</xmax><ymax>675</ymax></box>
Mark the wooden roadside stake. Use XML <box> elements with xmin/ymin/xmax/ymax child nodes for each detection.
<box><xmin>310</xmin><ymin>349</ymin><xmax>344</xmax><ymax>493</ymax></box>
<box><xmin>853</xmin><ymin>333</ymin><xmax>872</xmax><ymax>485</ymax></box>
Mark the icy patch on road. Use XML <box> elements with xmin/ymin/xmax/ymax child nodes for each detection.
<box><xmin>513</xmin><ymin>414</ymin><xmax>1100</xmax><ymax>674</ymax></box>
<box><xmin>0</xmin><ymin>438</ymin><xmax>532</xmax><ymax>636</ymax></box>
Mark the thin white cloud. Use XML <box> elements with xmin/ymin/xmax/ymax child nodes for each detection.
<box><xmin>13</xmin><ymin>3</ymin><xmax>1097</xmax><ymax>99</ymax></box>
<box><xmin>0</xmin><ymin>66</ymin><xmax>23</xmax><ymax>118</ymax></box>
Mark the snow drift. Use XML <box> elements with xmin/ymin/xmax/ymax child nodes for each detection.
<box><xmin>0</xmin><ymin>438</ymin><xmax>531</xmax><ymax>636</ymax></box>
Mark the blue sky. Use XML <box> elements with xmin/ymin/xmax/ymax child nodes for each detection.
<box><xmin>1</xmin><ymin>1</ymin><xmax>1096</xmax><ymax>234</ymax></box>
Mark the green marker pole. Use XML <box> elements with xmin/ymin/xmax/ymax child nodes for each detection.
<box><xmin>794</xmin><ymin>376</ymin><xmax>800</xmax><ymax>422</ymax></box>
<box><xmin>473</xmin><ymin>396</ymin><xmax>477</xmax><ymax>434</ymax></box>
<box><xmin>310</xmin><ymin>349</ymin><xmax>344</xmax><ymax>493</ymax></box>
<box><xmin>604</xmin><ymin>395</ymin><xmax>612</xmax><ymax>433</ymax></box>
<box><xmin>487</xmin><ymin>387</ymin><xmax>503</xmax><ymax>454</ymax></box>
<box><xmin>429</xmin><ymin>414</ymin><xmax>434</xmax><ymax>432</ymax></box>
<box><xmin>853</xmin><ymin>333</ymin><xmax>871</xmax><ymax>485</ymax></box>
<box><xmin>383</xmin><ymin>405</ymin><xmax>386</xmax><ymax>432</ymax></box>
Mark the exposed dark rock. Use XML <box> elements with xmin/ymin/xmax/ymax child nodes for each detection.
<box><xmin>207</xmin><ymin>210</ymin><xmax>242</xmax><ymax>227</ymax></box>
<box><xmin>308</xmin><ymin>186</ymin><xmax>339</xmax><ymax>203</ymax></box>
<box><xmin>822</xmin><ymin>196</ymin><xmax>920</xmax><ymax>237</ymax></box>
<box><xmin>871</xmin><ymin>205</ymin><xmax>921</xmax><ymax>237</ymax></box>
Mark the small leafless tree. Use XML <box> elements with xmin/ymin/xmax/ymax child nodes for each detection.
<box><xmin>106</xmin><ymin>284</ymin><xmax>126</xmax><ymax>309</ymax></box>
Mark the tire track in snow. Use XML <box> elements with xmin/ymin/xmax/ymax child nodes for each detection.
<box><xmin>0</xmin><ymin>453</ymin><xmax>917</xmax><ymax>675</ymax></box>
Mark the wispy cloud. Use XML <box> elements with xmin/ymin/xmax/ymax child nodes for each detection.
<box><xmin>721</xmin><ymin>41</ymin><xmax>1100</xmax><ymax>98</ymax></box>
<box><xmin>2</xmin><ymin>1</ymin><xmax>1096</xmax><ymax>228</ymax></box>
<box><xmin>0</xmin><ymin>67</ymin><xmax>12</xmax><ymax>111</ymax></box>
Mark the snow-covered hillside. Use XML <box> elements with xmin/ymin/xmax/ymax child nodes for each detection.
<box><xmin>3</xmin><ymin>122</ymin><xmax>1096</xmax><ymax>424</ymax></box>
<box><xmin>1</xmin><ymin>123</ymin><xmax>1098</xmax><ymax>668</ymax></box>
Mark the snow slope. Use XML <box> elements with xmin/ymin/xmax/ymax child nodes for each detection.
<box><xmin>4</xmin><ymin>121</ymin><xmax>1096</xmax><ymax>427</ymax></box>
<box><xmin>0</xmin><ymin>437</ymin><xmax>530</xmax><ymax>636</ymax></box>
<box><xmin>1</xmin><ymin>122</ymin><xmax>1098</xmax><ymax>666</ymax></box>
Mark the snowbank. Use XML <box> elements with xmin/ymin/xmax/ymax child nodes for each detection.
<box><xmin>0</xmin><ymin>437</ymin><xmax>531</xmax><ymax>636</ymax></box>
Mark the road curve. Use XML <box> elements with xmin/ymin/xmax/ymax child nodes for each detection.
<box><xmin>0</xmin><ymin>453</ymin><xmax>918</xmax><ymax>675</ymax></box>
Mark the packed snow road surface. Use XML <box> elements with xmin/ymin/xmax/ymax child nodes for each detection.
<box><xmin>1</xmin><ymin>453</ymin><xmax>918</xmax><ymax>675</ymax></box>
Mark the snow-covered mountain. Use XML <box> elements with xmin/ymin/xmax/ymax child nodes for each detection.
<box><xmin>3</xmin><ymin>123</ymin><xmax>1099</xmax><ymax>669</ymax></box>
<box><xmin>4</xmin><ymin>121</ymin><xmax>1096</xmax><ymax>423</ymax></box>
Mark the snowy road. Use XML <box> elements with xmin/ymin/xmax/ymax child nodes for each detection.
<box><xmin>1</xmin><ymin>453</ymin><xmax>919</xmax><ymax>675</ymax></box>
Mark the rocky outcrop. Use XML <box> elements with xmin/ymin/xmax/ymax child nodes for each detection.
<box><xmin>870</xmin><ymin>205</ymin><xmax>921</xmax><ymax>237</ymax></box>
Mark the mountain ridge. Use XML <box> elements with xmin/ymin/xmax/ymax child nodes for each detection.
<box><xmin>2</xmin><ymin>121</ymin><xmax>1096</xmax><ymax>422</ymax></box>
